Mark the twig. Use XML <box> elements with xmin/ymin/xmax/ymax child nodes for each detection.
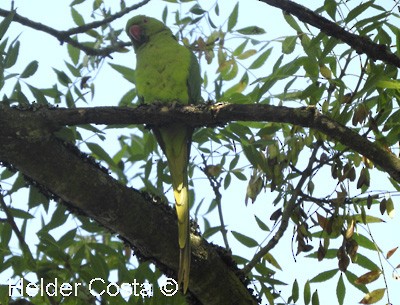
<box><xmin>200</xmin><ymin>154</ymin><xmax>230</xmax><ymax>250</ymax></box>
<box><xmin>242</xmin><ymin>142</ymin><xmax>321</xmax><ymax>274</ymax></box>
<box><xmin>0</xmin><ymin>192</ymin><xmax>33</xmax><ymax>261</ymax></box>
<box><xmin>0</xmin><ymin>0</ymin><xmax>151</xmax><ymax>57</ymax></box>
<box><xmin>364</xmin><ymin>222</ymin><xmax>391</xmax><ymax>304</ymax></box>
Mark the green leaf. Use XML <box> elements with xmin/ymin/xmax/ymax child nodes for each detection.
<box><xmin>9</xmin><ymin>207</ymin><xmax>34</xmax><ymax>219</ymax></box>
<box><xmin>232</xmin><ymin>169</ymin><xmax>246</xmax><ymax>181</ymax></box>
<box><xmin>292</xmin><ymin>279</ymin><xmax>299</xmax><ymax>302</ymax></box>
<box><xmin>89</xmin><ymin>252</ymin><xmax>109</xmax><ymax>279</ymax></box>
<box><xmin>311</xmin><ymin>290</ymin><xmax>319</xmax><ymax>305</ymax></box>
<box><xmin>389</xmin><ymin>177</ymin><xmax>400</xmax><ymax>191</ymax></box>
<box><xmin>190</xmin><ymin>4</ymin><xmax>206</xmax><ymax>15</ymax></box>
<box><xmin>325</xmin><ymin>0</ymin><xmax>337</xmax><ymax>20</ymax></box>
<box><xmin>109</xmin><ymin>63</ymin><xmax>135</xmax><ymax>84</ymax></box>
<box><xmin>249</xmin><ymin>48</ymin><xmax>272</xmax><ymax>69</ymax></box>
<box><xmin>224</xmin><ymin>173</ymin><xmax>232</xmax><ymax>190</ymax></box>
<box><xmin>70</xmin><ymin>0</ymin><xmax>85</xmax><ymax>5</ymax></box>
<box><xmin>20</xmin><ymin>60</ymin><xmax>39</xmax><ymax>78</ymax></box>
<box><xmin>162</xmin><ymin>6</ymin><xmax>168</xmax><ymax>23</ymax></box>
<box><xmin>359</xmin><ymin>288</ymin><xmax>385</xmax><ymax>304</ymax></box>
<box><xmin>58</xmin><ymin>228</ymin><xmax>77</xmax><ymax>249</ymax></box>
<box><xmin>282</xmin><ymin>36</ymin><xmax>297</xmax><ymax>54</ymax></box>
<box><xmin>353</xmin><ymin>233</ymin><xmax>376</xmax><ymax>251</ymax></box>
<box><xmin>385</xmin><ymin>126</ymin><xmax>400</xmax><ymax>146</ymax></box>
<box><xmin>233</xmin><ymin>40</ymin><xmax>248</xmax><ymax>56</ymax></box>
<box><xmin>384</xmin><ymin>109</ymin><xmax>400</xmax><ymax>130</ymax></box>
<box><xmin>263</xmin><ymin>252</ymin><xmax>282</xmax><ymax>270</ymax></box>
<box><xmin>0</xmin><ymin>10</ymin><xmax>15</xmax><ymax>41</ymax></box>
<box><xmin>227</xmin><ymin>2</ymin><xmax>239</xmax><ymax>31</ymax></box>
<box><xmin>231</xmin><ymin>230</ymin><xmax>258</xmax><ymax>248</ymax></box>
<box><xmin>229</xmin><ymin>155</ymin><xmax>239</xmax><ymax>170</ymax></box>
<box><xmin>71</xmin><ymin>7</ymin><xmax>85</xmax><ymax>26</ymax></box>
<box><xmin>352</xmin><ymin>214</ymin><xmax>384</xmax><ymax>224</ymax></box>
<box><xmin>203</xmin><ymin>225</ymin><xmax>224</xmax><ymax>239</ymax></box>
<box><xmin>283</xmin><ymin>13</ymin><xmax>302</xmax><ymax>32</ymax></box>
<box><xmin>254</xmin><ymin>215</ymin><xmax>270</xmax><ymax>232</ymax></box>
<box><xmin>87</xmin><ymin>142</ymin><xmax>116</xmax><ymax>166</ymax></box>
<box><xmin>237</xmin><ymin>26</ymin><xmax>266</xmax><ymax>35</ymax></box>
<box><xmin>355</xmin><ymin>270</ymin><xmax>382</xmax><ymax>285</ymax></box>
<box><xmin>42</xmin><ymin>205</ymin><xmax>69</xmax><ymax>231</ymax></box>
<box><xmin>386</xmin><ymin>197</ymin><xmax>395</xmax><ymax>218</ymax></box>
<box><xmin>93</xmin><ymin>0</ymin><xmax>102</xmax><ymax>11</ymax></box>
<box><xmin>337</xmin><ymin>273</ymin><xmax>346</xmax><ymax>305</ymax></box>
<box><xmin>236</xmin><ymin>49</ymin><xmax>257</xmax><ymax>60</ymax></box>
<box><xmin>345</xmin><ymin>0</ymin><xmax>373</xmax><ymax>23</ymax></box>
<box><xmin>310</xmin><ymin>269</ymin><xmax>338</xmax><ymax>283</ymax></box>
<box><xmin>304</xmin><ymin>280</ymin><xmax>311</xmax><ymax>305</ymax></box>
<box><xmin>5</xmin><ymin>40</ymin><xmax>20</xmax><ymax>69</ymax></box>
<box><xmin>0</xmin><ymin>285</ymin><xmax>9</xmax><ymax>304</ymax></box>
<box><xmin>28</xmin><ymin>186</ymin><xmax>49</xmax><ymax>209</ymax></box>
<box><xmin>53</xmin><ymin>68</ymin><xmax>72</xmax><ymax>86</ymax></box>
<box><xmin>65</xmin><ymin>61</ymin><xmax>81</xmax><ymax>78</ymax></box>
<box><xmin>118</xmin><ymin>88</ymin><xmax>136</xmax><ymax>106</ymax></box>
<box><xmin>376</xmin><ymin>80</ymin><xmax>400</xmax><ymax>89</ymax></box>
<box><xmin>28</xmin><ymin>85</ymin><xmax>48</xmax><ymax>104</ymax></box>
<box><xmin>67</xmin><ymin>43</ymin><xmax>80</xmax><ymax>66</ymax></box>
<box><xmin>356</xmin><ymin>253</ymin><xmax>380</xmax><ymax>271</ymax></box>
<box><xmin>345</xmin><ymin>270</ymin><xmax>369</xmax><ymax>293</ymax></box>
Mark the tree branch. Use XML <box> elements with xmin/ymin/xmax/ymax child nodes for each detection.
<box><xmin>200</xmin><ymin>155</ymin><xmax>230</xmax><ymax>250</ymax></box>
<box><xmin>1</xmin><ymin>104</ymin><xmax>398</xmax><ymax>182</ymax></box>
<box><xmin>0</xmin><ymin>116</ymin><xmax>257</xmax><ymax>305</ymax></box>
<box><xmin>260</xmin><ymin>0</ymin><xmax>400</xmax><ymax>68</ymax></box>
<box><xmin>0</xmin><ymin>0</ymin><xmax>150</xmax><ymax>56</ymax></box>
<box><xmin>0</xmin><ymin>193</ymin><xmax>34</xmax><ymax>261</ymax></box>
<box><xmin>243</xmin><ymin>143</ymin><xmax>320</xmax><ymax>274</ymax></box>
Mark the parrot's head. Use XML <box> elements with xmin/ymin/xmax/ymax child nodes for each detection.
<box><xmin>126</xmin><ymin>15</ymin><xmax>172</xmax><ymax>51</ymax></box>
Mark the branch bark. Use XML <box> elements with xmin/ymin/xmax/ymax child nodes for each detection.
<box><xmin>1</xmin><ymin>104</ymin><xmax>398</xmax><ymax>182</ymax></box>
<box><xmin>1</xmin><ymin>102</ymin><xmax>399</xmax><ymax>304</ymax></box>
<box><xmin>0</xmin><ymin>106</ymin><xmax>257</xmax><ymax>305</ymax></box>
<box><xmin>259</xmin><ymin>0</ymin><xmax>400</xmax><ymax>68</ymax></box>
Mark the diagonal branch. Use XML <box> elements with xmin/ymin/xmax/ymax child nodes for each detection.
<box><xmin>0</xmin><ymin>193</ymin><xmax>34</xmax><ymax>261</ymax></box>
<box><xmin>0</xmin><ymin>121</ymin><xmax>257</xmax><ymax>305</ymax></box>
<box><xmin>260</xmin><ymin>0</ymin><xmax>400</xmax><ymax>68</ymax></box>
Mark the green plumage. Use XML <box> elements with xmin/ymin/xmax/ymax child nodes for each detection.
<box><xmin>126</xmin><ymin>15</ymin><xmax>201</xmax><ymax>293</ymax></box>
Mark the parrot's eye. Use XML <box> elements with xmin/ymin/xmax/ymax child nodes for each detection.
<box><xmin>143</xmin><ymin>18</ymin><xmax>148</xmax><ymax>23</ymax></box>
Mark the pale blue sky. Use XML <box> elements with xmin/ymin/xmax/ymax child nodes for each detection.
<box><xmin>1</xmin><ymin>1</ymin><xmax>399</xmax><ymax>304</ymax></box>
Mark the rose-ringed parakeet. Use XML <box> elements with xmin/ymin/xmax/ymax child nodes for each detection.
<box><xmin>126</xmin><ymin>15</ymin><xmax>201</xmax><ymax>293</ymax></box>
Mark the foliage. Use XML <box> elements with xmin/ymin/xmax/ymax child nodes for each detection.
<box><xmin>0</xmin><ymin>0</ymin><xmax>399</xmax><ymax>305</ymax></box>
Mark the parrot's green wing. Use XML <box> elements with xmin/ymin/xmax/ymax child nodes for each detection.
<box><xmin>126</xmin><ymin>15</ymin><xmax>201</xmax><ymax>293</ymax></box>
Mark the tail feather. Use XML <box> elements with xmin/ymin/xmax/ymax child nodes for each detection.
<box><xmin>178</xmin><ymin>227</ymin><xmax>190</xmax><ymax>293</ymax></box>
<box><xmin>154</xmin><ymin>124</ymin><xmax>192</xmax><ymax>293</ymax></box>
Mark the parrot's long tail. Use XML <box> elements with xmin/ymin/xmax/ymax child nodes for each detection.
<box><xmin>178</xmin><ymin>222</ymin><xmax>190</xmax><ymax>293</ymax></box>
<box><xmin>154</xmin><ymin>124</ymin><xmax>192</xmax><ymax>293</ymax></box>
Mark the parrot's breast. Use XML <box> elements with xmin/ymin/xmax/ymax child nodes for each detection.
<box><xmin>135</xmin><ymin>36</ymin><xmax>191</xmax><ymax>104</ymax></box>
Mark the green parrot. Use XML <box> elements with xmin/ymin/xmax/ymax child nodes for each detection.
<box><xmin>126</xmin><ymin>15</ymin><xmax>201</xmax><ymax>293</ymax></box>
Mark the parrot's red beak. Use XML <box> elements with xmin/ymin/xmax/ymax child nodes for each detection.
<box><xmin>129</xmin><ymin>25</ymin><xmax>141</xmax><ymax>41</ymax></box>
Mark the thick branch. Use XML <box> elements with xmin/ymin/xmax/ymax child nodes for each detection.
<box><xmin>1</xmin><ymin>104</ymin><xmax>398</xmax><ymax>182</ymax></box>
<box><xmin>260</xmin><ymin>0</ymin><xmax>400</xmax><ymax>68</ymax></box>
<box><xmin>0</xmin><ymin>114</ymin><xmax>256</xmax><ymax>305</ymax></box>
